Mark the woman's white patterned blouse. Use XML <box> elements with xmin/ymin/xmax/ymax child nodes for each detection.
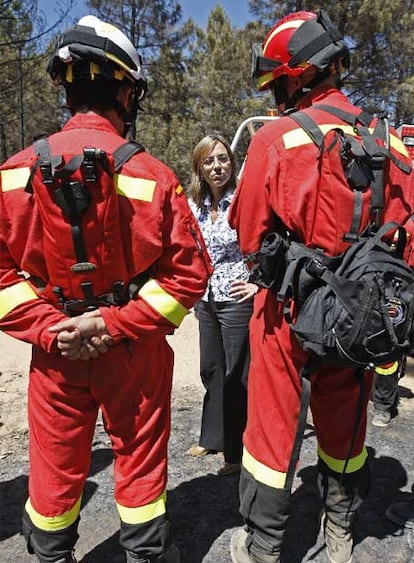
<box><xmin>189</xmin><ymin>191</ymin><xmax>249</xmax><ymax>302</ymax></box>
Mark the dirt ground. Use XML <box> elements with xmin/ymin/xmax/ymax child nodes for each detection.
<box><xmin>3</xmin><ymin>313</ymin><xmax>414</xmax><ymax>562</ymax></box>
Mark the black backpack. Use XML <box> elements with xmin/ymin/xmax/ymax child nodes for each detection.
<box><xmin>279</xmin><ymin>221</ymin><xmax>414</xmax><ymax>368</ymax></box>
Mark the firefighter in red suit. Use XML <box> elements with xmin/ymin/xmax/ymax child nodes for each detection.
<box><xmin>228</xmin><ymin>10</ymin><xmax>413</xmax><ymax>563</ymax></box>
<box><xmin>0</xmin><ymin>16</ymin><xmax>212</xmax><ymax>563</ymax></box>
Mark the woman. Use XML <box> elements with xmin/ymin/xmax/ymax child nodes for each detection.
<box><xmin>186</xmin><ymin>133</ymin><xmax>257</xmax><ymax>476</ymax></box>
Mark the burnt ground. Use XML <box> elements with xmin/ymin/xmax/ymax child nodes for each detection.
<box><xmin>2</xmin><ymin>378</ymin><xmax>414</xmax><ymax>563</ymax></box>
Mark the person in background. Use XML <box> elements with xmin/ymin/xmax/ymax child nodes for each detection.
<box><xmin>0</xmin><ymin>15</ymin><xmax>211</xmax><ymax>563</ymax></box>
<box><xmin>185</xmin><ymin>134</ymin><xmax>257</xmax><ymax>476</ymax></box>
<box><xmin>371</xmin><ymin>359</ymin><xmax>405</xmax><ymax>427</ymax></box>
<box><xmin>227</xmin><ymin>9</ymin><xmax>413</xmax><ymax>563</ymax></box>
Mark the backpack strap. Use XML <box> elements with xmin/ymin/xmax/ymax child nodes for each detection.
<box><xmin>288</xmin><ymin>105</ymin><xmax>407</xmax><ymax>237</ymax></box>
<box><xmin>113</xmin><ymin>140</ymin><xmax>145</xmax><ymax>172</ymax></box>
<box><xmin>288</xmin><ymin>111</ymin><xmax>325</xmax><ymax>147</ymax></box>
<box><xmin>289</xmin><ymin>109</ymin><xmax>368</xmax><ymax>239</ymax></box>
<box><xmin>284</xmin><ymin>359</ymin><xmax>317</xmax><ymax>491</ymax></box>
<box><xmin>313</xmin><ymin>104</ymin><xmax>374</xmax><ymax>128</ymax></box>
<box><xmin>314</xmin><ymin>105</ymin><xmax>411</xmax><ymax>174</ymax></box>
<box><xmin>25</xmin><ymin>137</ymin><xmax>63</xmax><ymax>193</ymax></box>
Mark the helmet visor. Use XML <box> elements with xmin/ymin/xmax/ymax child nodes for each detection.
<box><xmin>251</xmin><ymin>43</ymin><xmax>283</xmax><ymax>79</ymax></box>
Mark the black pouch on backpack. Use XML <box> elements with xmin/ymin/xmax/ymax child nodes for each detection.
<box><xmin>246</xmin><ymin>231</ymin><xmax>289</xmax><ymax>290</ymax></box>
<box><xmin>284</xmin><ymin>223</ymin><xmax>414</xmax><ymax>367</ymax></box>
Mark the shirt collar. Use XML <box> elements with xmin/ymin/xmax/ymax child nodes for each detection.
<box><xmin>62</xmin><ymin>112</ymin><xmax>120</xmax><ymax>135</ymax></box>
<box><xmin>202</xmin><ymin>189</ymin><xmax>234</xmax><ymax>210</ymax></box>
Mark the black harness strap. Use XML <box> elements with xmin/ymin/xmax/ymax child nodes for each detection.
<box><xmin>315</xmin><ymin>105</ymin><xmax>411</xmax><ymax>174</ymax></box>
<box><xmin>314</xmin><ymin>104</ymin><xmax>373</xmax><ymax>127</ymax></box>
<box><xmin>30</xmin><ymin>137</ymin><xmax>147</xmax><ymax>316</ymax></box>
<box><xmin>113</xmin><ymin>140</ymin><xmax>145</xmax><ymax>171</ymax></box>
<box><xmin>284</xmin><ymin>360</ymin><xmax>316</xmax><ymax>491</ymax></box>
<box><xmin>288</xmin><ymin>105</ymin><xmax>389</xmax><ymax>239</ymax></box>
<box><xmin>341</xmin><ymin>369</ymin><xmax>366</xmax><ymax>479</ymax></box>
<box><xmin>34</xmin><ymin>138</ymin><xmax>93</xmax><ymax>266</ymax></box>
<box><xmin>289</xmin><ymin>110</ymin><xmax>325</xmax><ymax>147</ymax></box>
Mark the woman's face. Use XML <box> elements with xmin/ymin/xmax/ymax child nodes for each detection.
<box><xmin>200</xmin><ymin>141</ymin><xmax>232</xmax><ymax>191</ymax></box>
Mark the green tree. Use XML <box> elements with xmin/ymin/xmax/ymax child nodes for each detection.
<box><xmin>182</xmin><ymin>6</ymin><xmax>272</xmax><ymax>181</ymax></box>
<box><xmin>137</xmin><ymin>17</ymin><xmax>200</xmax><ymax>183</ymax></box>
<box><xmin>85</xmin><ymin>0</ymin><xmax>189</xmax><ymax>143</ymax></box>
<box><xmin>0</xmin><ymin>0</ymin><xmax>76</xmax><ymax>161</ymax></box>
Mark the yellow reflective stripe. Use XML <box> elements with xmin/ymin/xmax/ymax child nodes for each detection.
<box><xmin>175</xmin><ymin>184</ymin><xmax>183</xmax><ymax>195</ymax></box>
<box><xmin>115</xmin><ymin>174</ymin><xmax>156</xmax><ymax>202</ymax></box>
<box><xmin>117</xmin><ymin>491</ymin><xmax>166</xmax><ymax>525</ymax></box>
<box><xmin>25</xmin><ymin>496</ymin><xmax>81</xmax><ymax>531</ymax></box>
<box><xmin>389</xmin><ymin>133</ymin><xmax>409</xmax><ymax>156</ymax></box>
<box><xmin>138</xmin><ymin>279</ymin><xmax>188</xmax><ymax>327</ymax></box>
<box><xmin>257</xmin><ymin>71</ymin><xmax>274</xmax><ymax>90</ymax></box>
<box><xmin>318</xmin><ymin>444</ymin><xmax>368</xmax><ymax>474</ymax></box>
<box><xmin>375</xmin><ymin>361</ymin><xmax>399</xmax><ymax>375</ymax></box>
<box><xmin>66</xmin><ymin>64</ymin><xmax>73</xmax><ymax>83</ymax></box>
<box><xmin>242</xmin><ymin>447</ymin><xmax>286</xmax><ymax>489</ymax></box>
<box><xmin>0</xmin><ymin>282</ymin><xmax>38</xmax><ymax>319</ymax></box>
<box><xmin>283</xmin><ymin>125</ymin><xmax>408</xmax><ymax>157</ymax></box>
<box><xmin>0</xmin><ymin>167</ymin><xmax>31</xmax><ymax>192</ymax></box>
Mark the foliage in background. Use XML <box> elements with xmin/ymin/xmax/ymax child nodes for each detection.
<box><xmin>0</xmin><ymin>0</ymin><xmax>76</xmax><ymax>159</ymax></box>
<box><xmin>1</xmin><ymin>0</ymin><xmax>413</xmax><ymax>183</ymax></box>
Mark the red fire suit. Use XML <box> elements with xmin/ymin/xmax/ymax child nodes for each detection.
<box><xmin>228</xmin><ymin>84</ymin><xmax>413</xmax><ymax>558</ymax></box>
<box><xmin>0</xmin><ymin>112</ymin><xmax>212</xmax><ymax>560</ymax></box>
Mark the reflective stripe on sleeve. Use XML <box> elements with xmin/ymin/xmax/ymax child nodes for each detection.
<box><xmin>318</xmin><ymin>444</ymin><xmax>368</xmax><ymax>474</ymax></box>
<box><xmin>375</xmin><ymin>361</ymin><xmax>399</xmax><ymax>375</ymax></box>
<box><xmin>138</xmin><ymin>279</ymin><xmax>188</xmax><ymax>327</ymax></box>
<box><xmin>25</xmin><ymin>496</ymin><xmax>81</xmax><ymax>531</ymax></box>
<box><xmin>115</xmin><ymin>174</ymin><xmax>156</xmax><ymax>202</ymax></box>
<box><xmin>0</xmin><ymin>282</ymin><xmax>38</xmax><ymax>319</ymax></box>
<box><xmin>0</xmin><ymin>167</ymin><xmax>31</xmax><ymax>192</ymax></box>
<box><xmin>242</xmin><ymin>447</ymin><xmax>286</xmax><ymax>489</ymax></box>
<box><xmin>117</xmin><ymin>491</ymin><xmax>166</xmax><ymax>525</ymax></box>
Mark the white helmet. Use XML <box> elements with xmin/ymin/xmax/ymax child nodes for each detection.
<box><xmin>47</xmin><ymin>15</ymin><xmax>147</xmax><ymax>97</ymax></box>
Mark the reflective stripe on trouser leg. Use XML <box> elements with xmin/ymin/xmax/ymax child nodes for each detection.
<box><xmin>22</xmin><ymin>505</ymin><xmax>79</xmax><ymax>562</ymax></box>
<box><xmin>118</xmin><ymin>491</ymin><xmax>173</xmax><ymax>560</ymax></box>
<box><xmin>317</xmin><ymin>455</ymin><xmax>370</xmax><ymax>529</ymax></box>
<box><xmin>239</xmin><ymin>448</ymin><xmax>290</xmax><ymax>561</ymax></box>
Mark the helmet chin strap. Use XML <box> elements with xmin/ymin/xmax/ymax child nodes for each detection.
<box><xmin>121</xmin><ymin>82</ymin><xmax>147</xmax><ymax>138</ymax></box>
<box><xmin>115</xmin><ymin>86</ymin><xmax>141</xmax><ymax>138</ymax></box>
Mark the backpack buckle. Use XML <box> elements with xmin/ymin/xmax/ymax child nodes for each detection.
<box><xmin>305</xmin><ymin>257</ymin><xmax>326</xmax><ymax>278</ymax></box>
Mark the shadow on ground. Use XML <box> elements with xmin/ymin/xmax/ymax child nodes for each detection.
<box><xmin>3</xmin><ymin>391</ymin><xmax>414</xmax><ymax>562</ymax></box>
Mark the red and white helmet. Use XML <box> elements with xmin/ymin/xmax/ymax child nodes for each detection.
<box><xmin>252</xmin><ymin>10</ymin><xmax>349</xmax><ymax>92</ymax></box>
